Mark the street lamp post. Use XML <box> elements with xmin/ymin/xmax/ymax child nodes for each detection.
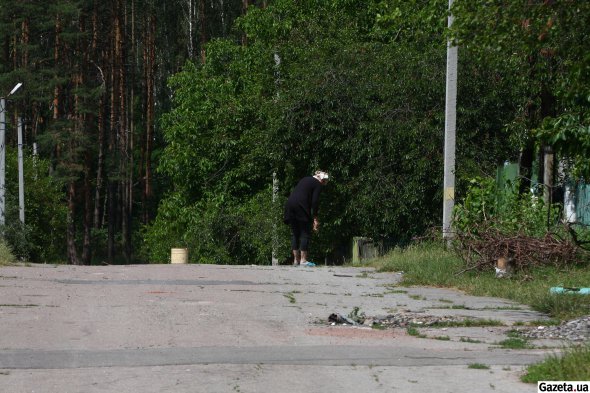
<box><xmin>0</xmin><ymin>82</ymin><xmax>23</xmax><ymax>227</ymax></box>
<box><xmin>443</xmin><ymin>0</ymin><xmax>457</xmax><ymax>244</ymax></box>
<box><xmin>18</xmin><ymin>117</ymin><xmax>25</xmax><ymax>224</ymax></box>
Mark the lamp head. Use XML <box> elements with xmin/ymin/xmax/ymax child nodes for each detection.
<box><xmin>9</xmin><ymin>83</ymin><xmax>23</xmax><ymax>96</ymax></box>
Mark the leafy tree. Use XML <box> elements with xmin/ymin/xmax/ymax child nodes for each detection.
<box><xmin>450</xmin><ymin>0</ymin><xmax>590</xmax><ymax>179</ymax></box>
<box><xmin>2</xmin><ymin>149</ymin><xmax>67</xmax><ymax>262</ymax></box>
<box><xmin>147</xmin><ymin>0</ymin><xmax>518</xmax><ymax>264</ymax></box>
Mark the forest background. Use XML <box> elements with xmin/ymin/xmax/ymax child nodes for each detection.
<box><xmin>0</xmin><ymin>0</ymin><xmax>588</xmax><ymax>265</ymax></box>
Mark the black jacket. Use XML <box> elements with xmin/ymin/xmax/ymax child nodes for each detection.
<box><xmin>284</xmin><ymin>176</ymin><xmax>323</xmax><ymax>223</ymax></box>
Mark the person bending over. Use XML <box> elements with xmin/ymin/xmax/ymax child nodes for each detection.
<box><xmin>283</xmin><ymin>170</ymin><xmax>329</xmax><ymax>266</ymax></box>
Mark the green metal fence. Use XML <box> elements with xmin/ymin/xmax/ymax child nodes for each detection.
<box><xmin>576</xmin><ymin>182</ymin><xmax>590</xmax><ymax>225</ymax></box>
<box><xmin>495</xmin><ymin>163</ymin><xmax>590</xmax><ymax>226</ymax></box>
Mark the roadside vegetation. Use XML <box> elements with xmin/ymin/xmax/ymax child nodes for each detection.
<box><xmin>0</xmin><ymin>239</ymin><xmax>16</xmax><ymax>266</ymax></box>
<box><xmin>370</xmin><ymin>242</ymin><xmax>590</xmax><ymax>320</ymax></box>
<box><xmin>522</xmin><ymin>345</ymin><xmax>590</xmax><ymax>382</ymax></box>
<box><xmin>369</xmin><ymin>242</ymin><xmax>590</xmax><ymax>382</ymax></box>
<box><xmin>371</xmin><ymin>242</ymin><xmax>590</xmax><ymax>383</ymax></box>
<box><xmin>365</xmin><ymin>158</ymin><xmax>590</xmax><ymax>384</ymax></box>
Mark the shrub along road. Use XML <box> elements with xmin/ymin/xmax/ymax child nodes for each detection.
<box><xmin>0</xmin><ymin>264</ymin><xmax>560</xmax><ymax>392</ymax></box>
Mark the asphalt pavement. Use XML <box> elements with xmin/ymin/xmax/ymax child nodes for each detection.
<box><xmin>0</xmin><ymin>263</ymin><xmax>559</xmax><ymax>392</ymax></box>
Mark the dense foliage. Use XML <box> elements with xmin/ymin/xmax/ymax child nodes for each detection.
<box><xmin>450</xmin><ymin>0</ymin><xmax>590</xmax><ymax>179</ymax></box>
<box><xmin>450</xmin><ymin>0</ymin><xmax>590</xmax><ymax>272</ymax></box>
<box><xmin>2</xmin><ymin>1</ymin><xmax>587</xmax><ymax>264</ymax></box>
<box><xmin>2</xmin><ymin>149</ymin><xmax>67</xmax><ymax>262</ymax></box>
<box><xmin>0</xmin><ymin>0</ymin><xmax>247</xmax><ymax>263</ymax></box>
<box><xmin>144</xmin><ymin>0</ymin><xmax>518</xmax><ymax>264</ymax></box>
<box><xmin>453</xmin><ymin>177</ymin><xmax>560</xmax><ymax>238</ymax></box>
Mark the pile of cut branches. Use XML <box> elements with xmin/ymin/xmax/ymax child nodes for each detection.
<box><xmin>453</xmin><ymin>222</ymin><xmax>589</xmax><ymax>274</ymax></box>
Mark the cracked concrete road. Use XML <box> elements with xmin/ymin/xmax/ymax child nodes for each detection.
<box><xmin>0</xmin><ymin>263</ymin><xmax>556</xmax><ymax>392</ymax></box>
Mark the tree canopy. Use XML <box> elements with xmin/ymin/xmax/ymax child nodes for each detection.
<box><xmin>144</xmin><ymin>0</ymin><xmax>521</xmax><ymax>264</ymax></box>
<box><xmin>1</xmin><ymin>0</ymin><xmax>587</xmax><ymax>264</ymax></box>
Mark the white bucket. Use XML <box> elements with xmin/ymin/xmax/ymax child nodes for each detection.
<box><xmin>170</xmin><ymin>248</ymin><xmax>188</xmax><ymax>264</ymax></box>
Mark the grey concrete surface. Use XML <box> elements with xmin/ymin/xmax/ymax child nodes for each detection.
<box><xmin>0</xmin><ymin>264</ymin><xmax>557</xmax><ymax>392</ymax></box>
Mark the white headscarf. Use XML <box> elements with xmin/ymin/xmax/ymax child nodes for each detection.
<box><xmin>314</xmin><ymin>170</ymin><xmax>329</xmax><ymax>181</ymax></box>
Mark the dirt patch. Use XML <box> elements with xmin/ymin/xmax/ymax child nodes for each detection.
<box><xmin>306</xmin><ymin>326</ymin><xmax>396</xmax><ymax>339</ymax></box>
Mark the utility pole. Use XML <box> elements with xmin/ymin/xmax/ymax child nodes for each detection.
<box><xmin>272</xmin><ymin>172</ymin><xmax>279</xmax><ymax>266</ymax></box>
<box><xmin>0</xmin><ymin>83</ymin><xmax>23</xmax><ymax>228</ymax></box>
<box><xmin>0</xmin><ymin>97</ymin><xmax>5</xmax><ymax>227</ymax></box>
<box><xmin>18</xmin><ymin>118</ymin><xmax>25</xmax><ymax>224</ymax></box>
<box><xmin>443</xmin><ymin>0</ymin><xmax>458</xmax><ymax>243</ymax></box>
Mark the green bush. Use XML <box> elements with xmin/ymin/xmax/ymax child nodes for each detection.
<box><xmin>0</xmin><ymin>238</ymin><xmax>16</xmax><ymax>265</ymax></box>
<box><xmin>453</xmin><ymin>176</ymin><xmax>561</xmax><ymax>237</ymax></box>
<box><xmin>451</xmin><ymin>176</ymin><xmax>589</xmax><ymax>271</ymax></box>
<box><xmin>373</xmin><ymin>242</ymin><xmax>590</xmax><ymax>320</ymax></box>
<box><xmin>1</xmin><ymin>149</ymin><xmax>67</xmax><ymax>263</ymax></box>
<box><xmin>522</xmin><ymin>344</ymin><xmax>590</xmax><ymax>382</ymax></box>
<box><xmin>142</xmin><ymin>186</ymin><xmax>289</xmax><ymax>264</ymax></box>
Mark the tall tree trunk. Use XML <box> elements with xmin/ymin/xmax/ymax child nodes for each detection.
<box><xmin>187</xmin><ymin>0</ymin><xmax>196</xmax><ymax>58</ymax></box>
<box><xmin>95</xmin><ymin>96</ymin><xmax>106</xmax><ymax>229</ymax></box>
<box><xmin>543</xmin><ymin>145</ymin><xmax>554</xmax><ymax>205</ymax></box>
<box><xmin>241</xmin><ymin>0</ymin><xmax>248</xmax><ymax>45</ymax></box>
<box><xmin>127</xmin><ymin>0</ymin><xmax>136</xmax><ymax>262</ymax></box>
<box><xmin>119</xmin><ymin>0</ymin><xmax>130</xmax><ymax>263</ymax></box>
<box><xmin>92</xmin><ymin>3</ymin><xmax>107</xmax><ymax>231</ymax></box>
<box><xmin>107</xmin><ymin>182</ymin><xmax>117</xmax><ymax>263</ymax></box>
<box><xmin>519</xmin><ymin>141</ymin><xmax>535</xmax><ymax>195</ymax></box>
<box><xmin>12</xmin><ymin>28</ymin><xmax>17</xmax><ymax>69</ymax></box>
<box><xmin>142</xmin><ymin>14</ymin><xmax>156</xmax><ymax>225</ymax></box>
<box><xmin>53</xmin><ymin>15</ymin><xmax>61</xmax><ymax>121</ymax></box>
<box><xmin>77</xmin><ymin>11</ymin><xmax>93</xmax><ymax>266</ymax></box>
<box><xmin>199</xmin><ymin>0</ymin><xmax>206</xmax><ymax>63</ymax></box>
<box><xmin>107</xmin><ymin>0</ymin><xmax>123</xmax><ymax>263</ymax></box>
<box><xmin>82</xmin><ymin>166</ymin><xmax>92</xmax><ymax>265</ymax></box>
<box><xmin>541</xmin><ymin>84</ymin><xmax>556</xmax><ymax>204</ymax></box>
<box><xmin>67</xmin><ymin>182</ymin><xmax>80</xmax><ymax>265</ymax></box>
<box><xmin>21</xmin><ymin>18</ymin><xmax>29</xmax><ymax>69</ymax></box>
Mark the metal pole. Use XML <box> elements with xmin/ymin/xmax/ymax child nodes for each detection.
<box><xmin>443</xmin><ymin>0</ymin><xmax>458</xmax><ymax>242</ymax></box>
<box><xmin>18</xmin><ymin>118</ymin><xmax>24</xmax><ymax>224</ymax></box>
<box><xmin>0</xmin><ymin>97</ymin><xmax>5</xmax><ymax>227</ymax></box>
<box><xmin>271</xmin><ymin>171</ymin><xmax>278</xmax><ymax>266</ymax></box>
<box><xmin>33</xmin><ymin>142</ymin><xmax>38</xmax><ymax>180</ymax></box>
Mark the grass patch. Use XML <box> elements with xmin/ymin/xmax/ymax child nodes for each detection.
<box><xmin>468</xmin><ymin>363</ymin><xmax>490</xmax><ymax>370</ymax></box>
<box><xmin>371</xmin><ymin>323</ymin><xmax>386</xmax><ymax>330</ymax></box>
<box><xmin>460</xmin><ymin>337</ymin><xmax>483</xmax><ymax>344</ymax></box>
<box><xmin>481</xmin><ymin>305</ymin><xmax>523</xmax><ymax>310</ymax></box>
<box><xmin>496</xmin><ymin>330</ymin><xmax>534</xmax><ymax>349</ymax></box>
<box><xmin>283</xmin><ymin>292</ymin><xmax>296</xmax><ymax>304</ymax></box>
<box><xmin>433</xmin><ymin>335</ymin><xmax>450</xmax><ymax>341</ymax></box>
<box><xmin>347</xmin><ymin>306</ymin><xmax>366</xmax><ymax>324</ymax></box>
<box><xmin>406</xmin><ymin>327</ymin><xmax>426</xmax><ymax>338</ymax></box>
<box><xmin>522</xmin><ymin>344</ymin><xmax>590</xmax><ymax>382</ymax></box>
<box><xmin>369</xmin><ymin>242</ymin><xmax>590</xmax><ymax>320</ymax></box>
<box><xmin>506</xmin><ymin>330</ymin><xmax>522</xmax><ymax>338</ymax></box>
<box><xmin>429</xmin><ymin>305</ymin><xmax>470</xmax><ymax>310</ymax></box>
<box><xmin>496</xmin><ymin>337</ymin><xmax>532</xmax><ymax>349</ymax></box>
<box><xmin>0</xmin><ymin>240</ymin><xmax>16</xmax><ymax>266</ymax></box>
<box><xmin>420</xmin><ymin>318</ymin><xmax>504</xmax><ymax>328</ymax></box>
<box><xmin>380</xmin><ymin>284</ymin><xmax>408</xmax><ymax>294</ymax></box>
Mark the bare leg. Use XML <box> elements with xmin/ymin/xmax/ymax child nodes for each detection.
<box><xmin>301</xmin><ymin>250</ymin><xmax>308</xmax><ymax>265</ymax></box>
<box><xmin>292</xmin><ymin>250</ymin><xmax>301</xmax><ymax>265</ymax></box>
